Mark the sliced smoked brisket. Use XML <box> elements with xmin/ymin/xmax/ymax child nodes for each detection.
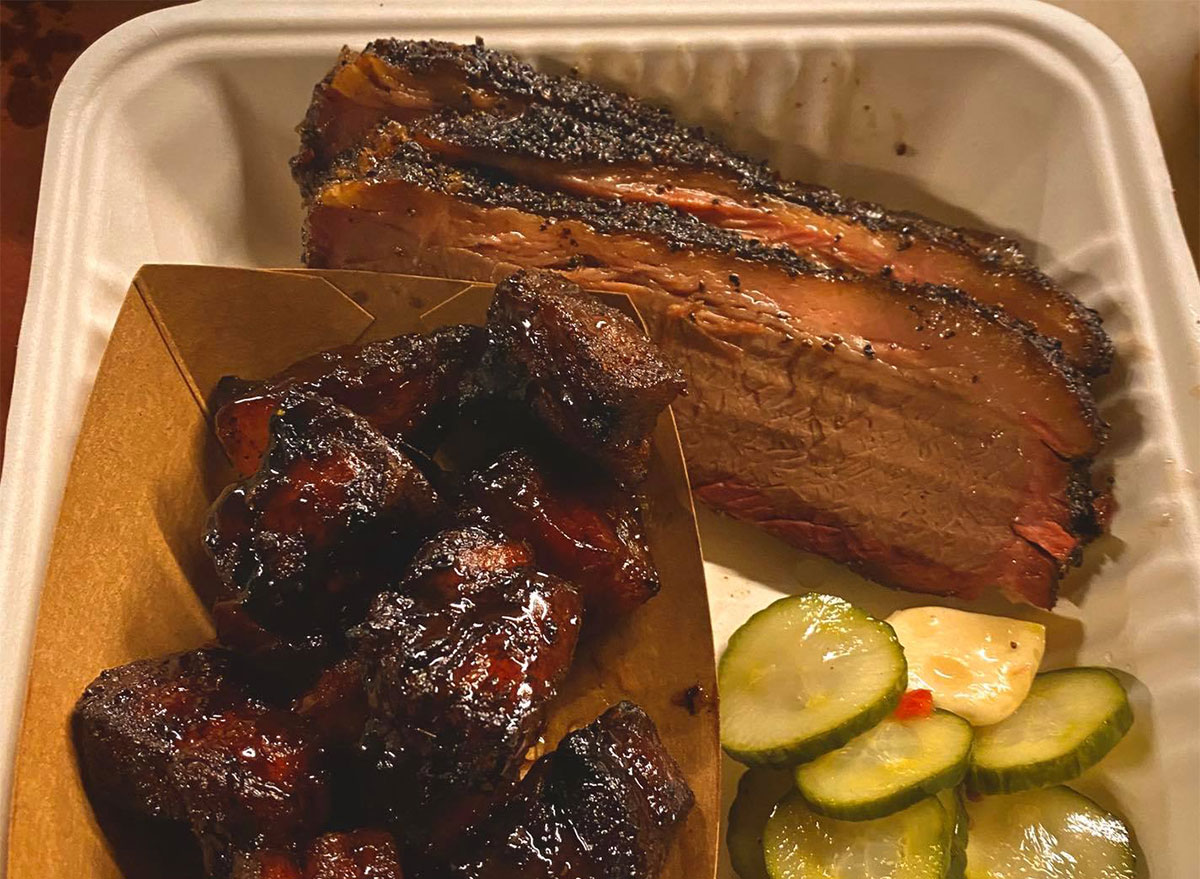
<box><xmin>293</xmin><ymin>39</ymin><xmax>1110</xmax><ymax>375</ymax></box>
<box><xmin>301</xmin><ymin>132</ymin><xmax>1104</xmax><ymax>607</ymax></box>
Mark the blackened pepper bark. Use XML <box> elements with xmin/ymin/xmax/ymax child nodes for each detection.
<box><xmin>293</xmin><ymin>39</ymin><xmax>1109</xmax><ymax>375</ymax></box>
<box><xmin>303</xmin><ymin>134</ymin><xmax>1105</xmax><ymax>607</ymax></box>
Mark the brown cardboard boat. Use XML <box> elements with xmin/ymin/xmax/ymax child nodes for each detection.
<box><xmin>5</xmin><ymin>266</ymin><xmax>718</xmax><ymax>879</ymax></box>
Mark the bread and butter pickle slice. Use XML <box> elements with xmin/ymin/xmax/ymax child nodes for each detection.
<box><xmin>794</xmin><ymin>709</ymin><xmax>973</xmax><ymax>821</ymax></box>
<box><xmin>726</xmin><ymin>768</ymin><xmax>796</xmax><ymax>879</ymax></box>
<box><xmin>937</xmin><ymin>787</ymin><xmax>967</xmax><ymax>879</ymax></box>
<box><xmin>968</xmin><ymin>667</ymin><xmax>1132</xmax><ymax>794</ymax></box>
<box><xmin>720</xmin><ymin>593</ymin><xmax>906</xmax><ymax>767</ymax></box>
<box><xmin>964</xmin><ymin>785</ymin><xmax>1137</xmax><ymax>878</ymax></box>
<box><xmin>763</xmin><ymin>789</ymin><xmax>951</xmax><ymax>879</ymax></box>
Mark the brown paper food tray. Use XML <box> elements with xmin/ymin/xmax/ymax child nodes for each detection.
<box><xmin>6</xmin><ymin>266</ymin><xmax>719</xmax><ymax>878</ymax></box>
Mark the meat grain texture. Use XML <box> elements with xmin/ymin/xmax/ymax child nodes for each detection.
<box><xmin>294</xmin><ymin>40</ymin><xmax>1114</xmax><ymax>607</ymax></box>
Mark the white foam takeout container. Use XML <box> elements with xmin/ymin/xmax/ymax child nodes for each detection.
<box><xmin>2</xmin><ymin>0</ymin><xmax>1198</xmax><ymax>873</ymax></box>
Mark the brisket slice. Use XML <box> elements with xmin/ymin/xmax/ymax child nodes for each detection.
<box><xmin>293</xmin><ymin>40</ymin><xmax>1110</xmax><ymax>375</ymax></box>
<box><xmin>312</xmin><ymin>133</ymin><xmax>1102</xmax><ymax>459</ymax></box>
<box><xmin>302</xmin><ymin>138</ymin><xmax>1102</xmax><ymax>606</ymax></box>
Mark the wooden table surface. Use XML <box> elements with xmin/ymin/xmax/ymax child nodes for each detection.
<box><xmin>1</xmin><ymin>0</ymin><xmax>1196</xmax><ymax>469</ymax></box>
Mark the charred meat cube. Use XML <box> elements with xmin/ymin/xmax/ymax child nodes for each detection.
<box><xmin>463</xmin><ymin>449</ymin><xmax>659</xmax><ymax>619</ymax></box>
<box><xmin>215</xmin><ymin>325</ymin><xmax>485</xmax><ymax>477</ymax></box>
<box><xmin>447</xmin><ymin>701</ymin><xmax>694</xmax><ymax>879</ymax></box>
<box><xmin>73</xmin><ymin>649</ymin><xmax>329</xmax><ymax>876</ymax></box>
<box><xmin>232</xmin><ymin>849</ymin><xmax>303</xmax><ymax>879</ymax></box>
<box><xmin>303</xmin><ymin>830</ymin><xmax>405</xmax><ymax>879</ymax></box>
<box><xmin>398</xmin><ymin>521</ymin><xmax>536</xmax><ymax>604</ymax></box>
<box><xmin>233</xmin><ymin>830</ymin><xmax>404</xmax><ymax>879</ymax></box>
<box><xmin>73</xmin><ymin>648</ymin><xmax>246</xmax><ymax>822</ymax></box>
<box><xmin>350</xmin><ymin>527</ymin><xmax>582</xmax><ymax>829</ymax></box>
<box><xmin>291</xmin><ymin>657</ymin><xmax>369</xmax><ymax>750</ymax></box>
<box><xmin>211</xmin><ymin>598</ymin><xmax>340</xmax><ymax>698</ymax></box>
<box><xmin>204</xmin><ymin>392</ymin><xmax>444</xmax><ymax>638</ymax></box>
<box><xmin>485</xmin><ymin>270</ymin><xmax>684</xmax><ymax>485</ymax></box>
<box><xmin>291</xmin><ymin>530</ymin><xmax>543</xmax><ymax>752</ymax></box>
<box><xmin>178</xmin><ymin>709</ymin><xmax>330</xmax><ymax>877</ymax></box>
